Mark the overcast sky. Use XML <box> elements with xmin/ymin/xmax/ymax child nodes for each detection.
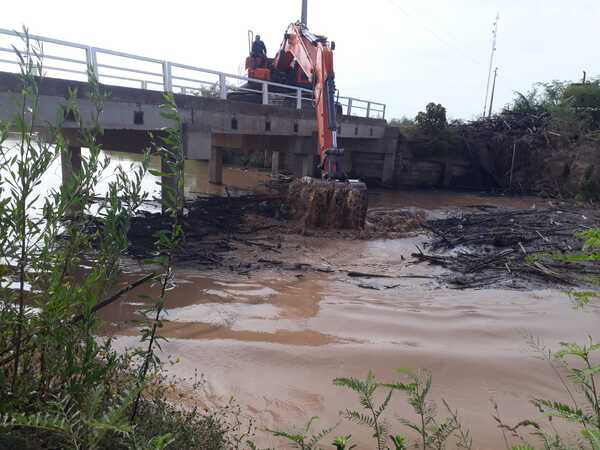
<box><xmin>1</xmin><ymin>0</ymin><xmax>598</xmax><ymax>120</ymax></box>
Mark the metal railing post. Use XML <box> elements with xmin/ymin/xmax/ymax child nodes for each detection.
<box><xmin>86</xmin><ymin>47</ymin><xmax>98</xmax><ymax>81</ymax></box>
<box><xmin>141</xmin><ymin>80</ymin><xmax>147</xmax><ymax>89</ymax></box>
<box><xmin>382</xmin><ymin>104</ymin><xmax>386</xmax><ymax>119</ymax></box>
<box><xmin>296</xmin><ymin>88</ymin><xmax>302</xmax><ymax>110</ymax></box>
<box><xmin>219</xmin><ymin>73</ymin><xmax>227</xmax><ymax>99</ymax></box>
<box><xmin>366</xmin><ymin>102</ymin><xmax>371</xmax><ymax>118</ymax></box>
<box><xmin>347</xmin><ymin>98</ymin><xmax>353</xmax><ymax>116</ymax></box>
<box><xmin>162</xmin><ymin>61</ymin><xmax>172</xmax><ymax>92</ymax></box>
<box><xmin>262</xmin><ymin>82</ymin><xmax>269</xmax><ymax>105</ymax></box>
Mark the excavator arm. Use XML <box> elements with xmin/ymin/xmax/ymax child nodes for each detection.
<box><xmin>273</xmin><ymin>22</ymin><xmax>343</xmax><ymax>179</ymax></box>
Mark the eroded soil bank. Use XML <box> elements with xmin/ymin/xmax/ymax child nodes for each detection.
<box><xmin>100</xmin><ymin>180</ymin><xmax>600</xmax><ymax>449</ymax></box>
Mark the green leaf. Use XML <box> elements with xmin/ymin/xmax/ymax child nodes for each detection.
<box><xmin>582</xmin><ymin>427</ymin><xmax>600</xmax><ymax>450</ymax></box>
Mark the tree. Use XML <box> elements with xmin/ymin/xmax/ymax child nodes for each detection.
<box><xmin>415</xmin><ymin>103</ymin><xmax>448</xmax><ymax>133</ymax></box>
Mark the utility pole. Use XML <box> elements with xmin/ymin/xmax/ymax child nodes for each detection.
<box><xmin>301</xmin><ymin>0</ymin><xmax>308</xmax><ymax>26</ymax></box>
<box><xmin>488</xmin><ymin>67</ymin><xmax>498</xmax><ymax>118</ymax></box>
<box><xmin>482</xmin><ymin>13</ymin><xmax>499</xmax><ymax>117</ymax></box>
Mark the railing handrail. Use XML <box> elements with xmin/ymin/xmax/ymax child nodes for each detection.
<box><xmin>0</xmin><ymin>27</ymin><xmax>386</xmax><ymax>118</ymax></box>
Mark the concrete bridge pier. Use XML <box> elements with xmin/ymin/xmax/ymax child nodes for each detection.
<box><xmin>381</xmin><ymin>127</ymin><xmax>400</xmax><ymax>186</ymax></box>
<box><xmin>302</xmin><ymin>152</ymin><xmax>317</xmax><ymax>177</ymax></box>
<box><xmin>271</xmin><ymin>150</ymin><xmax>280</xmax><ymax>177</ymax></box>
<box><xmin>60</xmin><ymin>144</ymin><xmax>83</xmax><ymax>215</ymax></box>
<box><xmin>209</xmin><ymin>147</ymin><xmax>224</xmax><ymax>184</ymax></box>
<box><xmin>61</xmin><ymin>145</ymin><xmax>82</xmax><ymax>187</ymax></box>
<box><xmin>183</xmin><ymin>127</ymin><xmax>224</xmax><ymax>186</ymax></box>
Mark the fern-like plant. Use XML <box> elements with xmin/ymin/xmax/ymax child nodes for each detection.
<box><xmin>334</xmin><ymin>371</ymin><xmax>393</xmax><ymax>450</ymax></box>
<box><xmin>269</xmin><ymin>416</ymin><xmax>334</xmax><ymax>450</ymax></box>
<box><xmin>384</xmin><ymin>369</ymin><xmax>463</xmax><ymax>450</ymax></box>
<box><xmin>332</xmin><ymin>434</ymin><xmax>356</xmax><ymax>450</ymax></box>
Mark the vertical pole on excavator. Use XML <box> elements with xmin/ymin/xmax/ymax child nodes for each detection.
<box><xmin>301</xmin><ymin>0</ymin><xmax>308</xmax><ymax>26</ymax></box>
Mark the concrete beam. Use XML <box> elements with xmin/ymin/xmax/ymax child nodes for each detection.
<box><xmin>209</xmin><ymin>147</ymin><xmax>224</xmax><ymax>184</ymax></box>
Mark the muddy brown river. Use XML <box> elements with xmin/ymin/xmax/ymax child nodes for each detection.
<box><xmin>14</xmin><ymin>144</ymin><xmax>597</xmax><ymax>449</ymax></box>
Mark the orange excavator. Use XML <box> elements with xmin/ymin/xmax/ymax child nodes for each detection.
<box><xmin>244</xmin><ymin>22</ymin><xmax>344</xmax><ymax>179</ymax></box>
<box><xmin>234</xmin><ymin>3</ymin><xmax>368</xmax><ymax>229</ymax></box>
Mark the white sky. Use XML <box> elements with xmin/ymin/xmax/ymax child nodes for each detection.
<box><xmin>2</xmin><ymin>0</ymin><xmax>599</xmax><ymax>120</ymax></box>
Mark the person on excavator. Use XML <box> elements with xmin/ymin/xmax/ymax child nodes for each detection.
<box><xmin>251</xmin><ymin>35</ymin><xmax>267</xmax><ymax>58</ymax></box>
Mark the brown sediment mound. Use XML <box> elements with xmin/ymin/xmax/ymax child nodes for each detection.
<box><xmin>287</xmin><ymin>177</ymin><xmax>368</xmax><ymax>229</ymax></box>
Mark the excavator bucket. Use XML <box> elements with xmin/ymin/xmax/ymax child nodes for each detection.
<box><xmin>287</xmin><ymin>177</ymin><xmax>368</xmax><ymax>229</ymax></box>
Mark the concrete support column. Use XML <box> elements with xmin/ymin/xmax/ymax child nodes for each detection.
<box><xmin>382</xmin><ymin>128</ymin><xmax>400</xmax><ymax>186</ymax></box>
<box><xmin>289</xmin><ymin>134</ymin><xmax>317</xmax><ymax>178</ymax></box>
<box><xmin>184</xmin><ymin>127</ymin><xmax>212</xmax><ymax>161</ymax></box>
<box><xmin>209</xmin><ymin>146</ymin><xmax>224</xmax><ymax>184</ymax></box>
<box><xmin>263</xmin><ymin>149</ymin><xmax>272</xmax><ymax>168</ymax></box>
<box><xmin>302</xmin><ymin>151</ymin><xmax>317</xmax><ymax>177</ymax></box>
<box><xmin>342</xmin><ymin>148</ymin><xmax>353</xmax><ymax>177</ymax></box>
<box><xmin>271</xmin><ymin>150</ymin><xmax>280</xmax><ymax>177</ymax></box>
<box><xmin>299</xmin><ymin>135</ymin><xmax>318</xmax><ymax>177</ymax></box>
<box><xmin>61</xmin><ymin>145</ymin><xmax>83</xmax><ymax>216</ymax></box>
<box><xmin>61</xmin><ymin>145</ymin><xmax>82</xmax><ymax>188</ymax></box>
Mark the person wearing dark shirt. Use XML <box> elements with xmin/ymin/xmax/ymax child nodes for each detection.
<box><xmin>251</xmin><ymin>35</ymin><xmax>267</xmax><ymax>57</ymax></box>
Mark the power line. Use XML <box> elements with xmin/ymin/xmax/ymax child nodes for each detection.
<box><xmin>384</xmin><ymin>0</ymin><xmax>483</xmax><ymax>67</ymax></box>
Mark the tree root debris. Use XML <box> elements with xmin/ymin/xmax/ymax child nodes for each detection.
<box><xmin>412</xmin><ymin>206</ymin><xmax>600</xmax><ymax>289</ymax></box>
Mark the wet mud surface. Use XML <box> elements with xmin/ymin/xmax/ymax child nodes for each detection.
<box><xmin>99</xmin><ymin>173</ymin><xmax>600</xmax><ymax>449</ymax></box>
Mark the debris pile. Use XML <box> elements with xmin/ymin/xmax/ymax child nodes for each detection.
<box><xmin>454</xmin><ymin>112</ymin><xmax>554</xmax><ymax>192</ymax></box>
<box><xmin>413</xmin><ymin>207</ymin><xmax>600</xmax><ymax>288</ymax></box>
<box><xmin>126</xmin><ymin>194</ymin><xmax>284</xmax><ymax>262</ymax></box>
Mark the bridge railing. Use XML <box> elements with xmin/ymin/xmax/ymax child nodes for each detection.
<box><xmin>0</xmin><ymin>28</ymin><xmax>386</xmax><ymax>119</ymax></box>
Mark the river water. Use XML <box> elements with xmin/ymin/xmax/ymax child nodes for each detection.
<box><xmin>108</xmin><ymin>236</ymin><xmax>599</xmax><ymax>449</ymax></box>
<box><xmin>7</xmin><ymin>145</ymin><xmax>598</xmax><ymax>449</ymax></box>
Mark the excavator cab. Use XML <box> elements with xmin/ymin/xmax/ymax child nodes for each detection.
<box><xmin>246</xmin><ymin>30</ymin><xmax>271</xmax><ymax>81</ymax></box>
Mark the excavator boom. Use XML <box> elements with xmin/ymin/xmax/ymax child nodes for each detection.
<box><xmin>243</xmin><ymin>20</ymin><xmax>369</xmax><ymax>229</ymax></box>
<box><xmin>274</xmin><ymin>22</ymin><xmax>342</xmax><ymax>179</ymax></box>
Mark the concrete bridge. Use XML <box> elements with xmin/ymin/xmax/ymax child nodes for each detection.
<box><xmin>0</xmin><ymin>29</ymin><xmax>399</xmax><ymax>195</ymax></box>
